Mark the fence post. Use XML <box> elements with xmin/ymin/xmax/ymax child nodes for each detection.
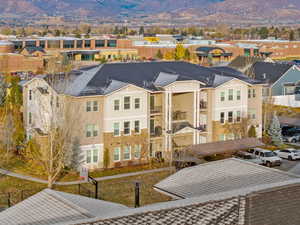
<box><xmin>7</xmin><ymin>193</ymin><xmax>11</xmax><ymax>208</ymax></box>
<box><xmin>134</xmin><ymin>182</ymin><xmax>140</xmax><ymax>208</ymax></box>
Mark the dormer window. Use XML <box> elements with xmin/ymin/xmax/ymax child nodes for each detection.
<box><xmin>262</xmin><ymin>73</ymin><xmax>266</xmax><ymax>79</ymax></box>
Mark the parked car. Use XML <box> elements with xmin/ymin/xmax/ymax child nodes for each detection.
<box><xmin>248</xmin><ymin>148</ymin><xmax>282</xmax><ymax>167</ymax></box>
<box><xmin>283</xmin><ymin>127</ymin><xmax>300</xmax><ymax>136</ymax></box>
<box><xmin>283</xmin><ymin>134</ymin><xmax>300</xmax><ymax>143</ymax></box>
<box><xmin>275</xmin><ymin>149</ymin><xmax>300</xmax><ymax>160</ymax></box>
<box><xmin>234</xmin><ymin>151</ymin><xmax>263</xmax><ymax>165</ymax></box>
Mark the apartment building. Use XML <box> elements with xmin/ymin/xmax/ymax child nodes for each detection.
<box><xmin>22</xmin><ymin>62</ymin><xmax>264</xmax><ymax>169</ymax></box>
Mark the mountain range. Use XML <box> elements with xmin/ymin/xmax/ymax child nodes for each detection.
<box><xmin>1</xmin><ymin>0</ymin><xmax>300</xmax><ymax>24</ymax></box>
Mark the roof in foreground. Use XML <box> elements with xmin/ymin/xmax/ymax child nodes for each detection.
<box><xmin>154</xmin><ymin>158</ymin><xmax>299</xmax><ymax>199</ymax></box>
<box><xmin>0</xmin><ymin>189</ymin><xmax>128</xmax><ymax>225</ymax></box>
<box><xmin>33</xmin><ymin>61</ymin><xmax>263</xmax><ymax>97</ymax></box>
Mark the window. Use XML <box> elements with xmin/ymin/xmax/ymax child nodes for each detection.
<box><xmin>86</xmin><ymin>101</ymin><xmax>92</xmax><ymax>112</ymax></box>
<box><xmin>84</xmin><ymin>40</ymin><xmax>91</xmax><ymax>48</ymax></box>
<box><xmin>252</xmin><ymin>89</ymin><xmax>256</xmax><ymax>98</ymax></box>
<box><xmin>248</xmin><ymin>89</ymin><xmax>251</xmax><ymax>98</ymax></box>
<box><xmin>134</xmin><ymin>145</ymin><xmax>141</xmax><ymax>159</ymax></box>
<box><xmin>228</xmin><ymin>89</ymin><xmax>233</xmax><ymax>101</ymax></box>
<box><xmin>228</xmin><ymin>111</ymin><xmax>233</xmax><ymax>123</ymax></box>
<box><xmin>124</xmin><ymin>121</ymin><xmax>130</xmax><ymax>135</ymax></box>
<box><xmin>248</xmin><ymin>109</ymin><xmax>256</xmax><ymax>120</ymax></box>
<box><xmin>123</xmin><ymin>146</ymin><xmax>131</xmax><ymax>160</ymax></box>
<box><xmin>219</xmin><ymin>134</ymin><xmax>225</xmax><ymax>141</ymax></box>
<box><xmin>92</xmin><ymin>149</ymin><xmax>99</xmax><ymax>163</ymax></box>
<box><xmin>76</xmin><ymin>40</ymin><xmax>83</xmax><ymax>48</ymax></box>
<box><xmin>134</xmin><ymin>98</ymin><xmax>140</xmax><ymax>109</ymax></box>
<box><xmin>150</xmin><ymin>119</ymin><xmax>155</xmax><ymax>134</ymax></box>
<box><xmin>95</xmin><ymin>40</ymin><xmax>105</xmax><ymax>47</ymax></box>
<box><xmin>113</xmin><ymin>122</ymin><xmax>120</xmax><ymax>136</ymax></box>
<box><xmin>93</xmin><ymin>101</ymin><xmax>98</xmax><ymax>111</ymax></box>
<box><xmin>86</xmin><ymin>149</ymin><xmax>99</xmax><ymax>164</ymax></box>
<box><xmin>237</xmin><ymin>90</ymin><xmax>241</xmax><ymax>100</ymax></box>
<box><xmin>107</xmin><ymin>40</ymin><xmax>117</xmax><ymax>47</ymax></box>
<box><xmin>114</xmin><ymin>147</ymin><xmax>120</xmax><ymax>161</ymax></box>
<box><xmin>86</xmin><ymin>150</ymin><xmax>92</xmax><ymax>163</ymax></box>
<box><xmin>236</xmin><ymin>111</ymin><xmax>241</xmax><ymax>122</ymax></box>
<box><xmin>86</xmin><ymin>124</ymin><xmax>98</xmax><ymax>137</ymax></box>
<box><xmin>114</xmin><ymin>99</ymin><xmax>120</xmax><ymax>111</ymax></box>
<box><xmin>220</xmin><ymin>92</ymin><xmax>225</xmax><ymax>102</ymax></box>
<box><xmin>29</xmin><ymin>90</ymin><xmax>32</xmax><ymax>100</ymax></box>
<box><xmin>134</xmin><ymin>120</ymin><xmax>140</xmax><ymax>134</ymax></box>
<box><xmin>28</xmin><ymin>112</ymin><xmax>32</xmax><ymax>125</ymax></box>
<box><xmin>220</xmin><ymin>112</ymin><xmax>225</xmax><ymax>124</ymax></box>
<box><xmin>124</xmin><ymin>97</ymin><xmax>131</xmax><ymax>110</ymax></box>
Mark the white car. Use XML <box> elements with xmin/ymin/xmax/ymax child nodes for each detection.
<box><xmin>249</xmin><ymin>148</ymin><xmax>282</xmax><ymax>167</ymax></box>
<box><xmin>283</xmin><ymin>134</ymin><xmax>300</xmax><ymax>143</ymax></box>
<box><xmin>275</xmin><ymin>149</ymin><xmax>300</xmax><ymax>160</ymax></box>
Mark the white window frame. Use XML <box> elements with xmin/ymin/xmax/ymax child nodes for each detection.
<box><xmin>114</xmin><ymin>99</ymin><xmax>120</xmax><ymax>111</ymax></box>
<box><xmin>228</xmin><ymin>111</ymin><xmax>233</xmax><ymax>123</ymax></box>
<box><xmin>86</xmin><ymin>150</ymin><xmax>92</xmax><ymax>164</ymax></box>
<box><xmin>134</xmin><ymin>120</ymin><xmax>140</xmax><ymax>134</ymax></box>
<box><xmin>86</xmin><ymin>101</ymin><xmax>92</xmax><ymax>112</ymax></box>
<box><xmin>236</xmin><ymin>111</ymin><xmax>241</xmax><ymax>122</ymax></box>
<box><xmin>124</xmin><ymin>121</ymin><xmax>131</xmax><ymax>135</ymax></box>
<box><xmin>113</xmin><ymin>122</ymin><xmax>120</xmax><ymax>136</ymax></box>
<box><xmin>29</xmin><ymin>90</ymin><xmax>32</xmax><ymax>101</ymax></box>
<box><xmin>93</xmin><ymin>101</ymin><xmax>99</xmax><ymax>111</ymax></box>
<box><xmin>123</xmin><ymin>146</ymin><xmax>131</xmax><ymax>160</ymax></box>
<box><xmin>220</xmin><ymin>112</ymin><xmax>225</xmax><ymax>124</ymax></box>
<box><xmin>86</xmin><ymin>124</ymin><xmax>98</xmax><ymax>137</ymax></box>
<box><xmin>124</xmin><ymin>96</ymin><xmax>131</xmax><ymax>110</ymax></box>
<box><xmin>134</xmin><ymin>144</ymin><xmax>142</xmax><ymax>159</ymax></box>
<box><xmin>113</xmin><ymin>147</ymin><xmax>121</xmax><ymax>162</ymax></box>
<box><xmin>134</xmin><ymin>98</ymin><xmax>140</xmax><ymax>109</ymax></box>
<box><xmin>220</xmin><ymin>91</ymin><xmax>225</xmax><ymax>102</ymax></box>
<box><xmin>236</xmin><ymin>90</ymin><xmax>241</xmax><ymax>100</ymax></box>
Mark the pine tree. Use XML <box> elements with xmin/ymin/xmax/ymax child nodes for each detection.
<box><xmin>268</xmin><ymin>113</ymin><xmax>283</xmax><ymax>146</ymax></box>
<box><xmin>139</xmin><ymin>26</ymin><xmax>144</xmax><ymax>35</ymax></box>
<box><xmin>156</xmin><ymin>50</ymin><xmax>163</xmax><ymax>60</ymax></box>
<box><xmin>184</xmin><ymin>49</ymin><xmax>191</xmax><ymax>61</ymax></box>
<box><xmin>69</xmin><ymin>138</ymin><xmax>84</xmax><ymax>170</ymax></box>
<box><xmin>174</xmin><ymin>44</ymin><xmax>185</xmax><ymax>60</ymax></box>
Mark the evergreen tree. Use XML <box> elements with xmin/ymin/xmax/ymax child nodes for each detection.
<box><xmin>69</xmin><ymin>138</ymin><xmax>84</xmax><ymax>170</ymax></box>
<box><xmin>139</xmin><ymin>26</ymin><xmax>145</xmax><ymax>35</ymax></box>
<box><xmin>156</xmin><ymin>50</ymin><xmax>163</xmax><ymax>59</ymax></box>
<box><xmin>289</xmin><ymin>30</ymin><xmax>295</xmax><ymax>41</ymax></box>
<box><xmin>248</xmin><ymin>125</ymin><xmax>257</xmax><ymax>138</ymax></box>
<box><xmin>174</xmin><ymin>44</ymin><xmax>185</xmax><ymax>60</ymax></box>
<box><xmin>184</xmin><ymin>49</ymin><xmax>191</xmax><ymax>61</ymax></box>
<box><xmin>268</xmin><ymin>113</ymin><xmax>283</xmax><ymax>146</ymax></box>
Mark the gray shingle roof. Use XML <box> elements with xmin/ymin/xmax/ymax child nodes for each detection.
<box><xmin>0</xmin><ymin>189</ymin><xmax>128</xmax><ymax>225</ymax></box>
<box><xmin>245</xmin><ymin>61</ymin><xmax>293</xmax><ymax>85</ymax></box>
<box><xmin>154</xmin><ymin>158</ymin><xmax>300</xmax><ymax>199</ymax></box>
<box><xmin>76</xmin><ymin>197</ymin><xmax>244</xmax><ymax>225</ymax></box>
<box><xmin>55</xmin><ymin>62</ymin><xmax>263</xmax><ymax>97</ymax></box>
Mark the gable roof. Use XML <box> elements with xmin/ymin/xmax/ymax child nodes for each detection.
<box><xmin>22</xmin><ymin>46</ymin><xmax>46</xmax><ymax>54</ymax></box>
<box><xmin>154</xmin><ymin>158</ymin><xmax>299</xmax><ymax>199</ymax></box>
<box><xmin>0</xmin><ymin>189</ymin><xmax>128</xmax><ymax>225</ymax></box>
<box><xmin>60</xmin><ymin>61</ymin><xmax>263</xmax><ymax>97</ymax></box>
<box><xmin>246</xmin><ymin>61</ymin><xmax>294</xmax><ymax>85</ymax></box>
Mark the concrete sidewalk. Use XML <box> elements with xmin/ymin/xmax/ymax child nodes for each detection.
<box><xmin>0</xmin><ymin>167</ymin><xmax>173</xmax><ymax>186</ymax></box>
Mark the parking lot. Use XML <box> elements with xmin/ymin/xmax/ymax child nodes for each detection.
<box><xmin>277</xmin><ymin>159</ymin><xmax>300</xmax><ymax>175</ymax></box>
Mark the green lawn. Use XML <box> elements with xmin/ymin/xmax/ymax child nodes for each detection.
<box><xmin>0</xmin><ymin>170</ymin><xmax>172</xmax><ymax>209</ymax></box>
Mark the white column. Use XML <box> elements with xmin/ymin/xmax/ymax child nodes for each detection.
<box><xmin>196</xmin><ymin>90</ymin><xmax>201</xmax><ymax>144</ymax></box>
<box><xmin>193</xmin><ymin>91</ymin><xmax>197</xmax><ymax>144</ymax></box>
<box><xmin>168</xmin><ymin>92</ymin><xmax>172</xmax><ymax>152</ymax></box>
<box><xmin>164</xmin><ymin>92</ymin><xmax>169</xmax><ymax>153</ymax></box>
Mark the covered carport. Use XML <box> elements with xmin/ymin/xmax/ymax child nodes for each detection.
<box><xmin>173</xmin><ymin>138</ymin><xmax>264</xmax><ymax>169</ymax></box>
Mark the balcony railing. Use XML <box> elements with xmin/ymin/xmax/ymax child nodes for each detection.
<box><xmin>150</xmin><ymin>106</ymin><xmax>162</xmax><ymax>114</ymax></box>
<box><xmin>150</xmin><ymin>126</ymin><xmax>163</xmax><ymax>138</ymax></box>
<box><xmin>172</xmin><ymin>111</ymin><xmax>187</xmax><ymax>121</ymax></box>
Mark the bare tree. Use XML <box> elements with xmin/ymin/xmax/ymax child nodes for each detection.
<box><xmin>224</xmin><ymin>115</ymin><xmax>255</xmax><ymax>139</ymax></box>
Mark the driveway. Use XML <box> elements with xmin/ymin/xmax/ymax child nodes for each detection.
<box><xmin>277</xmin><ymin>159</ymin><xmax>300</xmax><ymax>175</ymax></box>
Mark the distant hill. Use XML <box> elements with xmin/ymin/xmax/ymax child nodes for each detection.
<box><xmin>1</xmin><ymin>0</ymin><xmax>300</xmax><ymax>24</ymax></box>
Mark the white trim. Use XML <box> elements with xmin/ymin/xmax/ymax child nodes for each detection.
<box><xmin>113</xmin><ymin>147</ymin><xmax>121</xmax><ymax>162</ymax></box>
<box><xmin>123</xmin><ymin>145</ymin><xmax>131</xmax><ymax>161</ymax></box>
<box><xmin>215</xmin><ymin>78</ymin><xmax>254</xmax><ymax>88</ymax></box>
<box><xmin>104</xmin><ymin>115</ymin><xmax>147</xmax><ymax>121</ymax></box>
<box><xmin>270</xmin><ymin>65</ymin><xmax>298</xmax><ymax>89</ymax></box>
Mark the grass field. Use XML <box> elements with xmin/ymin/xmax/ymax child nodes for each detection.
<box><xmin>0</xmin><ymin>170</ymin><xmax>172</xmax><ymax>209</ymax></box>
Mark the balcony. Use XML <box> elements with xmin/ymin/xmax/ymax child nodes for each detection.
<box><xmin>200</xmin><ymin>100</ymin><xmax>208</xmax><ymax>110</ymax></box>
<box><xmin>172</xmin><ymin>111</ymin><xmax>187</xmax><ymax>121</ymax></box>
<box><xmin>150</xmin><ymin>126</ymin><xmax>163</xmax><ymax>138</ymax></box>
<box><xmin>150</xmin><ymin>106</ymin><xmax>162</xmax><ymax>114</ymax></box>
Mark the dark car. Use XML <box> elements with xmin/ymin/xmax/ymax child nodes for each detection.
<box><xmin>283</xmin><ymin>127</ymin><xmax>300</xmax><ymax>136</ymax></box>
